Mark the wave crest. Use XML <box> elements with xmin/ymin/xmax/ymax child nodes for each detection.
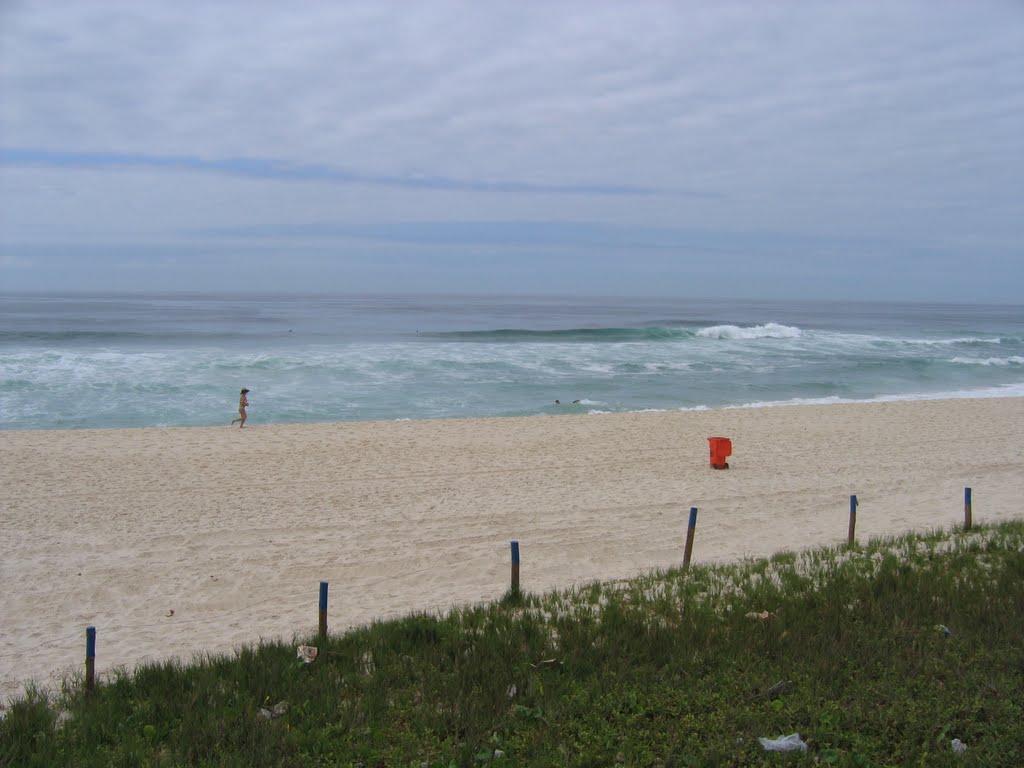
<box><xmin>951</xmin><ymin>356</ymin><xmax>1024</xmax><ymax>367</ymax></box>
<box><xmin>696</xmin><ymin>323</ymin><xmax>802</xmax><ymax>340</ymax></box>
<box><xmin>427</xmin><ymin>326</ymin><xmax>694</xmax><ymax>342</ymax></box>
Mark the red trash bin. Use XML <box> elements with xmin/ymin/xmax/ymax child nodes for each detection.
<box><xmin>708</xmin><ymin>437</ymin><xmax>732</xmax><ymax>469</ymax></box>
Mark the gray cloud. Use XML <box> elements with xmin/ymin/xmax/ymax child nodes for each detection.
<box><xmin>1</xmin><ymin>0</ymin><xmax>1023</xmax><ymax>299</ymax></box>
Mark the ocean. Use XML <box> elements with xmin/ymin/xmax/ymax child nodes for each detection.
<box><xmin>1</xmin><ymin>292</ymin><xmax>1023</xmax><ymax>430</ymax></box>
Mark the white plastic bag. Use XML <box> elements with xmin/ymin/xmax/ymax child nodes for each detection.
<box><xmin>758</xmin><ymin>733</ymin><xmax>808</xmax><ymax>752</ymax></box>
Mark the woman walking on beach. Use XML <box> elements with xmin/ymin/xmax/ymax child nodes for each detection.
<box><xmin>231</xmin><ymin>388</ymin><xmax>250</xmax><ymax>428</ymax></box>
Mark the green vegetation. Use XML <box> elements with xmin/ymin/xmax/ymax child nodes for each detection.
<box><xmin>3</xmin><ymin>522</ymin><xmax>1023</xmax><ymax>767</ymax></box>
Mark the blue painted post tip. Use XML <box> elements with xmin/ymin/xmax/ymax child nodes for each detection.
<box><xmin>511</xmin><ymin>541</ymin><xmax>520</xmax><ymax>564</ymax></box>
<box><xmin>683</xmin><ymin>508</ymin><xmax>698</xmax><ymax>569</ymax></box>
<box><xmin>319</xmin><ymin>581</ymin><xmax>328</xmax><ymax>610</ymax></box>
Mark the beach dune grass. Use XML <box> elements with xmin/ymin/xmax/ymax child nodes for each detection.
<box><xmin>3</xmin><ymin>523</ymin><xmax>1023</xmax><ymax>767</ymax></box>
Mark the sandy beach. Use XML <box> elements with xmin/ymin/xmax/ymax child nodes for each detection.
<box><xmin>2</xmin><ymin>397</ymin><xmax>1022</xmax><ymax>706</ymax></box>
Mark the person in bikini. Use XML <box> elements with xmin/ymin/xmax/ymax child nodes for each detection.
<box><xmin>231</xmin><ymin>388</ymin><xmax>250</xmax><ymax>428</ymax></box>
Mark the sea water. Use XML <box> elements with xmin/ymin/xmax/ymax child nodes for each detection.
<box><xmin>1</xmin><ymin>292</ymin><xmax>1022</xmax><ymax>430</ymax></box>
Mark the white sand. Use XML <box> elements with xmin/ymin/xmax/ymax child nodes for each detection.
<box><xmin>2</xmin><ymin>398</ymin><xmax>1022</xmax><ymax>705</ymax></box>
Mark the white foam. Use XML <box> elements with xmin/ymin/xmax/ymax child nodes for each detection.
<box><xmin>696</xmin><ymin>323</ymin><xmax>802</xmax><ymax>340</ymax></box>
<box><xmin>950</xmin><ymin>356</ymin><xmax>1024</xmax><ymax>367</ymax></box>
<box><xmin>715</xmin><ymin>384</ymin><xmax>1024</xmax><ymax>411</ymax></box>
<box><xmin>904</xmin><ymin>336</ymin><xmax>1005</xmax><ymax>346</ymax></box>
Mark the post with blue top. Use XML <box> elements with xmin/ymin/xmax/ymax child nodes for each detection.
<box><xmin>683</xmin><ymin>507</ymin><xmax>698</xmax><ymax>571</ymax></box>
<box><xmin>85</xmin><ymin>626</ymin><xmax>96</xmax><ymax>691</ymax></box>
<box><xmin>318</xmin><ymin>581</ymin><xmax>329</xmax><ymax>640</ymax></box>
<box><xmin>964</xmin><ymin>487</ymin><xmax>972</xmax><ymax>531</ymax></box>
<box><xmin>510</xmin><ymin>541</ymin><xmax>520</xmax><ymax>593</ymax></box>
<box><xmin>848</xmin><ymin>495</ymin><xmax>858</xmax><ymax>547</ymax></box>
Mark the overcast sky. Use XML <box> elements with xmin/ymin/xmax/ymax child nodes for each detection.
<box><xmin>1</xmin><ymin>1</ymin><xmax>1022</xmax><ymax>301</ymax></box>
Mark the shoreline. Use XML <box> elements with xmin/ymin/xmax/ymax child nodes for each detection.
<box><xmin>2</xmin><ymin>397</ymin><xmax>1022</xmax><ymax>705</ymax></box>
<box><xmin>3</xmin><ymin>387</ymin><xmax>1023</xmax><ymax>434</ymax></box>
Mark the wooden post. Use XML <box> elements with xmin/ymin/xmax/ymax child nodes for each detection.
<box><xmin>510</xmin><ymin>541</ymin><xmax>520</xmax><ymax>593</ymax></box>
<box><xmin>683</xmin><ymin>507</ymin><xmax>698</xmax><ymax>570</ymax></box>
<box><xmin>964</xmin><ymin>487</ymin><xmax>972</xmax><ymax>531</ymax></box>
<box><xmin>318</xmin><ymin>581</ymin><xmax>328</xmax><ymax>640</ymax></box>
<box><xmin>85</xmin><ymin>626</ymin><xmax>96</xmax><ymax>692</ymax></box>
<box><xmin>848</xmin><ymin>495</ymin><xmax>858</xmax><ymax>547</ymax></box>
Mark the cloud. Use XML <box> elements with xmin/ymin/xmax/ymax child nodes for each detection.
<box><xmin>0</xmin><ymin>253</ymin><xmax>34</xmax><ymax>269</ymax></box>
<box><xmin>1</xmin><ymin>1</ymin><xmax>1023</xmax><ymax>299</ymax></box>
<box><xmin>5</xmin><ymin>1</ymin><xmax>1021</xmax><ymax>180</ymax></box>
<box><xmin>0</xmin><ymin>147</ymin><xmax>688</xmax><ymax>197</ymax></box>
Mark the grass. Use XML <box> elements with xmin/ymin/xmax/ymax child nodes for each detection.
<box><xmin>2</xmin><ymin>521</ymin><xmax>1023</xmax><ymax>767</ymax></box>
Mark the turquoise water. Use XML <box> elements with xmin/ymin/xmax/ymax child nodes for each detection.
<box><xmin>1</xmin><ymin>292</ymin><xmax>1022</xmax><ymax>430</ymax></box>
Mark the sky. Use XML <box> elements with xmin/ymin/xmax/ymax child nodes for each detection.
<box><xmin>1</xmin><ymin>1</ymin><xmax>1022</xmax><ymax>301</ymax></box>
